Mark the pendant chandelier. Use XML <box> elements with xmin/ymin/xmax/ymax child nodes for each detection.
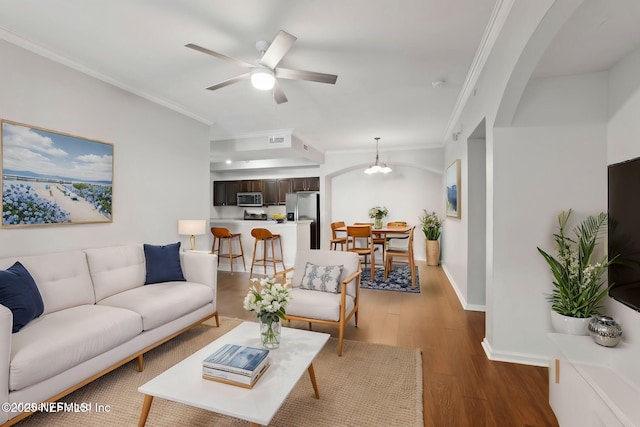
<box><xmin>364</xmin><ymin>137</ymin><xmax>392</xmax><ymax>174</ymax></box>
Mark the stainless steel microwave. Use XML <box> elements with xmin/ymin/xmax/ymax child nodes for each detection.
<box><xmin>237</xmin><ymin>192</ymin><xmax>263</xmax><ymax>207</ymax></box>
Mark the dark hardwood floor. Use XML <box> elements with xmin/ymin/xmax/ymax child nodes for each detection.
<box><xmin>216</xmin><ymin>261</ymin><xmax>559</xmax><ymax>427</ymax></box>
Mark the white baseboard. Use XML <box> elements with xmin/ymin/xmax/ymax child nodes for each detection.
<box><xmin>440</xmin><ymin>263</ymin><xmax>486</xmax><ymax>312</ymax></box>
<box><xmin>481</xmin><ymin>338</ymin><xmax>549</xmax><ymax>367</ymax></box>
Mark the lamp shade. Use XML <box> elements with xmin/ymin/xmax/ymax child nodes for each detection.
<box><xmin>178</xmin><ymin>220</ymin><xmax>207</xmax><ymax>236</ymax></box>
<box><xmin>251</xmin><ymin>67</ymin><xmax>275</xmax><ymax>90</ymax></box>
<box><xmin>364</xmin><ymin>137</ymin><xmax>392</xmax><ymax>174</ymax></box>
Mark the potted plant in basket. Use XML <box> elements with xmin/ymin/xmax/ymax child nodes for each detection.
<box><xmin>368</xmin><ymin>206</ymin><xmax>388</xmax><ymax>229</ymax></box>
<box><xmin>419</xmin><ymin>210</ymin><xmax>443</xmax><ymax>266</ymax></box>
<box><xmin>537</xmin><ymin>209</ymin><xmax>618</xmax><ymax>335</ymax></box>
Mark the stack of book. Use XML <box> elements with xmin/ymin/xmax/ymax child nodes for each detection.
<box><xmin>202</xmin><ymin>344</ymin><xmax>271</xmax><ymax>389</ymax></box>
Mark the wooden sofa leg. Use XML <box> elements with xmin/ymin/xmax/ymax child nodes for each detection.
<box><xmin>213</xmin><ymin>311</ymin><xmax>220</xmax><ymax>327</ymax></box>
<box><xmin>137</xmin><ymin>354</ymin><xmax>144</xmax><ymax>372</ymax></box>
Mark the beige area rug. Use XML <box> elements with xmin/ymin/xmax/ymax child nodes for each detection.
<box><xmin>16</xmin><ymin>317</ymin><xmax>422</xmax><ymax>426</ymax></box>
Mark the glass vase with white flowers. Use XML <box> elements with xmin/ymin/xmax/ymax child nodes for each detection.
<box><xmin>368</xmin><ymin>206</ymin><xmax>388</xmax><ymax>229</ymax></box>
<box><xmin>243</xmin><ymin>277</ymin><xmax>293</xmax><ymax>349</ymax></box>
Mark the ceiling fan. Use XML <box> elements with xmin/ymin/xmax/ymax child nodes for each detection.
<box><xmin>185</xmin><ymin>30</ymin><xmax>337</xmax><ymax>104</ymax></box>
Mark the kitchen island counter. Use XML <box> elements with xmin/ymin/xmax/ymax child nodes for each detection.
<box><xmin>209</xmin><ymin>219</ymin><xmax>311</xmax><ymax>273</ymax></box>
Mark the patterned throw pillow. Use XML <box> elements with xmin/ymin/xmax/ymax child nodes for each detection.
<box><xmin>300</xmin><ymin>262</ymin><xmax>344</xmax><ymax>293</ymax></box>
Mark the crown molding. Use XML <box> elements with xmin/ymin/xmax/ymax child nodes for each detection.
<box><xmin>0</xmin><ymin>26</ymin><xmax>212</xmax><ymax>126</ymax></box>
<box><xmin>443</xmin><ymin>0</ymin><xmax>515</xmax><ymax>143</ymax></box>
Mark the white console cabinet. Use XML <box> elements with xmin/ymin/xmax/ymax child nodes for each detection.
<box><xmin>548</xmin><ymin>334</ymin><xmax>639</xmax><ymax>427</ymax></box>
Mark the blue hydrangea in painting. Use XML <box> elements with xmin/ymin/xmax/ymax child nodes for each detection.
<box><xmin>63</xmin><ymin>183</ymin><xmax>112</xmax><ymax>217</ymax></box>
<box><xmin>2</xmin><ymin>183</ymin><xmax>70</xmax><ymax>225</ymax></box>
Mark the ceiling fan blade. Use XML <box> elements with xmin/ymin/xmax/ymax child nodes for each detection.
<box><xmin>273</xmin><ymin>80</ymin><xmax>288</xmax><ymax>104</ymax></box>
<box><xmin>185</xmin><ymin>43</ymin><xmax>253</xmax><ymax>68</ymax></box>
<box><xmin>206</xmin><ymin>73</ymin><xmax>250</xmax><ymax>91</ymax></box>
<box><xmin>259</xmin><ymin>31</ymin><xmax>297</xmax><ymax>69</ymax></box>
<box><xmin>275</xmin><ymin>67</ymin><xmax>338</xmax><ymax>85</ymax></box>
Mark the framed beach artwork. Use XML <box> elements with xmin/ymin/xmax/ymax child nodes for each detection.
<box><xmin>446</xmin><ymin>159</ymin><xmax>461</xmax><ymax>219</ymax></box>
<box><xmin>1</xmin><ymin>120</ymin><xmax>113</xmax><ymax>227</ymax></box>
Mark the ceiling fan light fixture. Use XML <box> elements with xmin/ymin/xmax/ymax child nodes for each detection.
<box><xmin>251</xmin><ymin>67</ymin><xmax>275</xmax><ymax>90</ymax></box>
<box><xmin>364</xmin><ymin>137</ymin><xmax>392</xmax><ymax>174</ymax></box>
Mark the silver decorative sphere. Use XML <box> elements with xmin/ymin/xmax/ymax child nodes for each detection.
<box><xmin>588</xmin><ymin>315</ymin><xmax>623</xmax><ymax>347</ymax></box>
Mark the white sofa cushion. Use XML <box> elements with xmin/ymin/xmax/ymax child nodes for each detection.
<box><xmin>10</xmin><ymin>305</ymin><xmax>142</xmax><ymax>391</ymax></box>
<box><xmin>0</xmin><ymin>251</ymin><xmax>95</xmax><ymax>315</ymax></box>
<box><xmin>97</xmin><ymin>282</ymin><xmax>214</xmax><ymax>330</ymax></box>
<box><xmin>84</xmin><ymin>245</ymin><xmax>146</xmax><ymax>302</ymax></box>
<box><xmin>287</xmin><ymin>288</ymin><xmax>354</xmax><ymax>322</ymax></box>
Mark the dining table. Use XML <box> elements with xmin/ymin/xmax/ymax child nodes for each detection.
<box><xmin>334</xmin><ymin>224</ymin><xmax>412</xmax><ymax>278</ymax></box>
<box><xmin>334</xmin><ymin>224</ymin><xmax>412</xmax><ymax>236</ymax></box>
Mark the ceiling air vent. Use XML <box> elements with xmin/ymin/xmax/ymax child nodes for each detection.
<box><xmin>268</xmin><ymin>135</ymin><xmax>287</xmax><ymax>145</ymax></box>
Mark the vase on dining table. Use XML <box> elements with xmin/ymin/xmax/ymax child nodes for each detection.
<box><xmin>374</xmin><ymin>217</ymin><xmax>383</xmax><ymax>229</ymax></box>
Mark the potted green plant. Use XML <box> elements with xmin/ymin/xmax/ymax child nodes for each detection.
<box><xmin>419</xmin><ymin>210</ymin><xmax>442</xmax><ymax>266</ymax></box>
<box><xmin>537</xmin><ymin>209</ymin><xmax>617</xmax><ymax>335</ymax></box>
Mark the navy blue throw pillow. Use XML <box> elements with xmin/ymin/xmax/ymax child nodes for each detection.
<box><xmin>143</xmin><ymin>242</ymin><xmax>186</xmax><ymax>285</ymax></box>
<box><xmin>0</xmin><ymin>262</ymin><xmax>45</xmax><ymax>333</ymax></box>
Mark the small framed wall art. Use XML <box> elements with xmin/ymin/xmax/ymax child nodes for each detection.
<box><xmin>1</xmin><ymin>119</ymin><xmax>113</xmax><ymax>227</ymax></box>
<box><xmin>446</xmin><ymin>159</ymin><xmax>461</xmax><ymax>219</ymax></box>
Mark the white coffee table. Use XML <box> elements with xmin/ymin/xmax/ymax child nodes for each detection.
<box><xmin>137</xmin><ymin>321</ymin><xmax>330</xmax><ymax>426</ymax></box>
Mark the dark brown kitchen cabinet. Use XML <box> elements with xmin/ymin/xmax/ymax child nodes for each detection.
<box><xmin>213</xmin><ymin>181</ymin><xmax>238</xmax><ymax>206</ymax></box>
<box><xmin>263</xmin><ymin>179</ymin><xmax>277</xmax><ymax>205</ymax></box>
<box><xmin>291</xmin><ymin>177</ymin><xmax>319</xmax><ymax>192</ymax></box>
<box><xmin>263</xmin><ymin>179</ymin><xmax>291</xmax><ymax>205</ymax></box>
<box><xmin>277</xmin><ymin>179</ymin><xmax>291</xmax><ymax>202</ymax></box>
<box><xmin>238</xmin><ymin>180</ymin><xmax>263</xmax><ymax>193</ymax></box>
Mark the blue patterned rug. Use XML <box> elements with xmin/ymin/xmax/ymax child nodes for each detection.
<box><xmin>360</xmin><ymin>265</ymin><xmax>420</xmax><ymax>293</ymax></box>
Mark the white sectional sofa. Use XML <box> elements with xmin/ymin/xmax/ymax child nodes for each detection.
<box><xmin>0</xmin><ymin>244</ymin><xmax>218</xmax><ymax>426</ymax></box>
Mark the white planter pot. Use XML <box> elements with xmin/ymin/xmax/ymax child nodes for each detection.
<box><xmin>550</xmin><ymin>311</ymin><xmax>591</xmax><ymax>335</ymax></box>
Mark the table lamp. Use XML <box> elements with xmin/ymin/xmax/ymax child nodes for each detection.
<box><xmin>178</xmin><ymin>220</ymin><xmax>207</xmax><ymax>251</ymax></box>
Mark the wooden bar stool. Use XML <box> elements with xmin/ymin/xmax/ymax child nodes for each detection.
<box><xmin>211</xmin><ymin>227</ymin><xmax>246</xmax><ymax>272</ymax></box>
<box><xmin>250</xmin><ymin>228</ymin><xmax>285</xmax><ymax>278</ymax></box>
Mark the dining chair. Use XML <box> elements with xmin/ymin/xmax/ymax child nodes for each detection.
<box><xmin>386</xmin><ymin>221</ymin><xmax>409</xmax><ymax>244</ymax></box>
<box><xmin>346</xmin><ymin>225</ymin><xmax>375</xmax><ymax>281</ymax></box>
<box><xmin>355</xmin><ymin>222</ymin><xmax>386</xmax><ymax>266</ymax></box>
<box><xmin>330</xmin><ymin>221</ymin><xmax>349</xmax><ymax>251</ymax></box>
<box><xmin>384</xmin><ymin>226</ymin><xmax>416</xmax><ymax>287</ymax></box>
<box><xmin>277</xmin><ymin>250</ymin><xmax>361</xmax><ymax>356</ymax></box>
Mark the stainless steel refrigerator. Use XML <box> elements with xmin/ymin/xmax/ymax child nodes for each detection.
<box><xmin>286</xmin><ymin>192</ymin><xmax>320</xmax><ymax>249</ymax></box>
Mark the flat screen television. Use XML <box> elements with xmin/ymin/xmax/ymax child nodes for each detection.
<box><xmin>608</xmin><ymin>156</ymin><xmax>640</xmax><ymax>312</ymax></box>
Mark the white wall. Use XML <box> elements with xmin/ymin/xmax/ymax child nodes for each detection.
<box><xmin>443</xmin><ymin>141</ymin><xmax>469</xmax><ymax>306</ymax></box>
<box><xmin>491</xmin><ymin>124</ymin><xmax>606</xmax><ymax>363</ymax></box>
<box><xmin>445</xmin><ymin>0</ymin><xmax>640</xmax><ymax>368</ymax></box>
<box><xmin>0</xmin><ymin>41</ymin><xmax>211</xmax><ymax>257</ymax></box>
<box><xmin>321</xmin><ymin>147</ymin><xmax>444</xmax><ymax>262</ymax></box>
<box><xmin>441</xmin><ymin>0</ymin><xmax>619</xmax><ymax>365</ymax></box>
<box><xmin>467</xmin><ymin>136</ymin><xmax>486</xmax><ymax>308</ymax></box>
